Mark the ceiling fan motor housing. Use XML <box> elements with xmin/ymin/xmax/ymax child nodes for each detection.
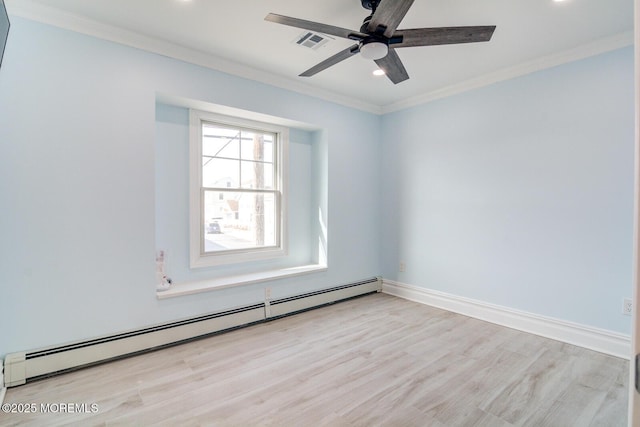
<box><xmin>360</xmin><ymin>15</ymin><xmax>373</xmax><ymax>33</ymax></box>
<box><xmin>360</xmin><ymin>12</ymin><xmax>387</xmax><ymax>36</ymax></box>
<box><xmin>361</xmin><ymin>0</ymin><xmax>380</xmax><ymax>11</ymax></box>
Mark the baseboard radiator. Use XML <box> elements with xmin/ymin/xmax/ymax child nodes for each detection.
<box><xmin>4</xmin><ymin>277</ymin><xmax>381</xmax><ymax>387</ymax></box>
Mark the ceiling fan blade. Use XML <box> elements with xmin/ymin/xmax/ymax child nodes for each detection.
<box><xmin>367</xmin><ymin>0</ymin><xmax>415</xmax><ymax>37</ymax></box>
<box><xmin>299</xmin><ymin>44</ymin><xmax>361</xmax><ymax>77</ymax></box>
<box><xmin>392</xmin><ymin>26</ymin><xmax>496</xmax><ymax>48</ymax></box>
<box><xmin>265</xmin><ymin>13</ymin><xmax>367</xmax><ymax>41</ymax></box>
<box><xmin>374</xmin><ymin>49</ymin><xmax>409</xmax><ymax>84</ymax></box>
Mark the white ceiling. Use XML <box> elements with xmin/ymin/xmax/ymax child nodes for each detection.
<box><xmin>5</xmin><ymin>0</ymin><xmax>635</xmax><ymax>113</ymax></box>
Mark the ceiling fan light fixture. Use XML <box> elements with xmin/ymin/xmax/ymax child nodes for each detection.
<box><xmin>360</xmin><ymin>41</ymin><xmax>388</xmax><ymax>60</ymax></box>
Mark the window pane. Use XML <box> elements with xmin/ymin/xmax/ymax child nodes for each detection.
<box><xmin>240</xmin><ymin>161</ymin><xmax>274</xmax><ymax>189</ymax></box>
<box><xmin>202</xmin><ymin>124</ymin><xmax>240</xmax><ymax>159</ymax></box>
<box><xmin>241</xmin><ymin>133</ymin><xmax>275</xmax><ymax>162</ymax></box>
<box><xmin>263</xmin><ymin>142</ymin><xmax>274</xmax><ymax>163</ymax></box>
<box><xmin>202</xmin><ymin>158</ymin><xmax>238</xmax><ymax>188</ymax></box>
<box><xmin>203</xmin><ymin>190</ymin><xmax>277</xmax><ymax>253</ymax></box>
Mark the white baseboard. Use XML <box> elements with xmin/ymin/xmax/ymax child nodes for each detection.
<box><xmin>382</xmin><ymin>280</ymin><xmax>631</xmax><ymax>360</ymax></box>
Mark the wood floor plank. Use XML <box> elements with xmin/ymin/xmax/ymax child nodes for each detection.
<box><xmin>1</xmin><ymin>293</ymin><xmax>628</xmax><ymax>426</ymax></box>
<box><xmin>480</xmin><ymin>348</ymin><xmax>576</xmax><ymax>423</ymax></box>
<box><xmin>589</xmin><ymin>375</ymin><xmax>629</xmax><ymax>427</ymax></box>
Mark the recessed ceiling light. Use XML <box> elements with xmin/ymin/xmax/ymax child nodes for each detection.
<box><xmin>373</xmin><ymin>69</ymin><xmax>386</xmax><ymax>76</ymax></box>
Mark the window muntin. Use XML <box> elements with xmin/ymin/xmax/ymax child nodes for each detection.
<box><xmin>190</xmin><ymin>110</ymin><xmax>288</xmax><ymax>268</ymax></box>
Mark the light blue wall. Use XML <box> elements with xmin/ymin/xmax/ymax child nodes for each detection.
<box><xmin>0</xmin><ymin>16</ymin><xmax>634</xmax><ymax>357</ymax></box>
<box><xmin>0</xmin><ymin>17</ymin><xmax>382</xmax><ymax>356</ymax></box>
<box><xmin>381</xmin><ymin>47</ymin><xmax>635</xmax><ymax>333</ymax></box>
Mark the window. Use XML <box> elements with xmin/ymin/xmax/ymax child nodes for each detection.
<box><xmin>189</xmin><ymin>110</ymin><xmax>288</xmax><ymax>268</ymax></box>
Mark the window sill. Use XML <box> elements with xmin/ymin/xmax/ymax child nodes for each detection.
<box><xmin>156</xmin><ymin>264</ymin><xmax>328</xmax><ymax>299</ymax></box>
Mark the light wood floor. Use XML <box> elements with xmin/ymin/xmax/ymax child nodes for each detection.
<box><xmin>1</xmin><ymin>293</ymin><xmax>629</xmax><ymax>426</ymax></box>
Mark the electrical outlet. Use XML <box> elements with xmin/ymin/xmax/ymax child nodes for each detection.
<box><xmin>623</xmin><ymin>298</ymin><xmax>632</xmax><ymax>316</ymax></box>
<box><xmin>399</xmin><ymin>262</ymin><xmax>406</xmax><ymax>272</ymax></box>
<box><xmin>265</xmin><ymin>287</ymin><xmax>272</xmax><ymax>300</ymax></box>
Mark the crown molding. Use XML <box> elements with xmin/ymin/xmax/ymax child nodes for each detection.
<box><xmin>6</xmin><ymin>0</ymin><xmax>632</xmax><ymax>116</ymax></box>
<box><xmin>382</xmin><ymin>30</ymin><xmax>634</xmax><ymax>114</ymax></box>
<box><xmin>5</xmin><ymin>0</ymin><xmax>383</xmax><ymax>115</ymax></box>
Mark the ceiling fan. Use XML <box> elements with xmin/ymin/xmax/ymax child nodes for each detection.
<box><xmin>265</xmin><ymin>0</ymin><xmax>496</xmax><ymax>84</ymax></box>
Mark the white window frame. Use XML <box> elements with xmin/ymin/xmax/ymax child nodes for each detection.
<box><xmin>189</xmin><ymin>109</ymin><xmax>289</xmax><ymax>268</ymax></box>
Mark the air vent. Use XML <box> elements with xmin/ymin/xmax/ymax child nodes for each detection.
<box><xmin>293</xmin><ymin>31</ymin><xmax>332</xmax><ymax>50</ymax></box>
